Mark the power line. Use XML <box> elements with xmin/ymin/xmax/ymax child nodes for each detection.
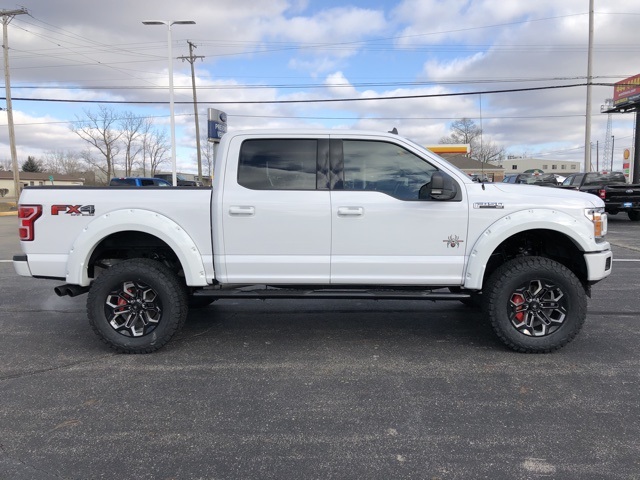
<box><xmin>0</xmin><ymin>82</ymin><xmax>618</xmax><ymax>105</ymax></box>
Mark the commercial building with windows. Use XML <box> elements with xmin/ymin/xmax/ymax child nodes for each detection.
<box><xmin>501</xmin><ymin>158</ymin><xmax>581</xmax><ymax>174</ymax></box>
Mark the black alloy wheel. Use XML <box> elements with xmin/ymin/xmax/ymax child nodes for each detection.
<box><xmin>88</xmin><ymin>258</ymin><xmax>188</xmax><ymax>353</ymax></box>
<box><xmin>484</xmin><ymin>256</ymin><xmax>587</xmax><ymax>353</ymax></box>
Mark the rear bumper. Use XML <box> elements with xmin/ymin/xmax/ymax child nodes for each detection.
<box><xmin>584</xmin><ymin>249</ymin><xmax>613</xmax><ymax>282</ymax></box>
<box><xmin>605</xmin><ymin>201</ymin><xmax>640</xmax><ymax>211</ymax></box>
<box><xmin>13</xmin><ymin>254</ymin><xmax>32</xmax><ymax>277</ymax></box>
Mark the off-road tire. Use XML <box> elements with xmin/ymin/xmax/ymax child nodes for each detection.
<box><xmin>87</xmin><ymin>258</ymin><xmax>188</xmax><ymax>353</ymax></box>
<box><xmin>484</xmin><ymin>256</ymin><xmax>587</xmax><ymax>353</ymax></box>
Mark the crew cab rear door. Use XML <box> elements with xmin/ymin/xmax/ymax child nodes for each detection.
<box><xmin>219</xmin><ymin>135</ymin><xmax>331</xmax><ymax>283</ymax></box>
<box><xmin>329</xmin><ymin>137</ymin><xmax>469</xmax><ymax>285</ymax></box>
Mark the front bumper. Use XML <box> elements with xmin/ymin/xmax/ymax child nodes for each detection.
<box><xmin>584</xmin><ymin>249</ymin><xmax>613</xmax><ymax>282</ymax></box>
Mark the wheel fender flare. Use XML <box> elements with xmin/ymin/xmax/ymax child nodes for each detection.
<box><xmin>66</xmin><ymin>208</ymin><xmax>208</xmax><ymax>287</ymax></box>
<box><xmin>463</xmin><ymin>209</ymin><xmax>594</xmax><ymax>290</ymax></box>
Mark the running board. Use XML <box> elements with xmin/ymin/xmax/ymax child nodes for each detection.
<box><xmin>192</xmin><ymin>286</ymin><xmax>471</xmax><ymax>301</ymax></box>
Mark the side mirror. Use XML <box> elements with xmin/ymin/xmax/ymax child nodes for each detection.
<box><xmin>428</xmin><ymin>172</ymin><xmax>458</xmax><ymax>200</ymax></box>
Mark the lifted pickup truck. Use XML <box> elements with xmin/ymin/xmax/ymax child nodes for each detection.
<box><xmin>561</xmin><ymin>172</ymin><xmax>640</xmax><ymax>221</ymax></box>
<box><xmin>13</xmin><ymin>129</ymin><xmax>612</xmax><ymax>353</ymax></box>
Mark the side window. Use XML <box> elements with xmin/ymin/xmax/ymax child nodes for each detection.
<box><xmin>341</xmin><ymin>140</ymin><xmax>438</xmax><ymax>200</ymax></box>
<box><xmin>238</xmin><ymin>139</ymin><xmax>317</xmax><ymax>190</ymax></box>
<box><xmin>140</xmin><ymin>179</ymin><xmax>154</xmax><ymax>186</ymax></box>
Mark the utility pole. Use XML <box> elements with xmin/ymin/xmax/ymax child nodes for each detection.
<box><xmin>1</xmin><ymin>8</ymin><xmax>28</xmax><ymax>200</ymax></box>
<box><xmin>178</xmin><ymin>41</ymin><xmax>204</xmax><ymax>183</ymax></box>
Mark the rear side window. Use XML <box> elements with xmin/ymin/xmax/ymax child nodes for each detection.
<box><xmin>238</xmin><ymin>139</ymin><xmax>317</xmax><ymax>190</ymax></box>
<box><xmin>110</xmin><ymin>178</ymin><xmax>136</xmax><ymax>186</ymax></box>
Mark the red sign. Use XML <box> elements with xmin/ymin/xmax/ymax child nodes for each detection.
<box><xmin>613</xmin><ymin>74</ymin><xmax>640</xmax><ymax>106</ymax></box>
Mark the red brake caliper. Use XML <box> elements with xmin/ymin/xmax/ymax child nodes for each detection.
<box><xmin>511</xmin><ymin>293</ymin><xmax>526</xmax><ymax>322</ymax></box>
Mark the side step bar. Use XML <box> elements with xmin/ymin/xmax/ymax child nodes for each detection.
<box><xmin>192</xmin><ymin>286</ymin><xmax>472</xmax><ymax>301</ymax></box>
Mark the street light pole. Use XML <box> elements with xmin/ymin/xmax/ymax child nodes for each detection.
<box><xmin>142</xmin><ymin>20</ymin><xmax>195</xmax><ymax>186</ymax></box>
<box><xmin>583</xmin><ymin>0</ymin><xmax>594</xmax><ymax>173</ymax></box>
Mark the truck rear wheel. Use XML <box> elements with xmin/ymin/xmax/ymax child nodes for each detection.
<box><xmin>628</xmin><ymin>210</ymin><xmax>640</xmax><ymax>221</ymax></box>
<box><xmin>87</xmin><ymin>258</ymin><xmax>188</xmax><ymax>353</ymax></box>
<box><xmin>484</xmin><ymin>256</ymin><xmax>587</xmax><ymax>353</ymax></box>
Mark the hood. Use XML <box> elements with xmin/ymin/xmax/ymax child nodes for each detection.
<box><xmin>486</xmin><ymin>183</ymin><xmax>604</xmax><ymax>209</ymax></box>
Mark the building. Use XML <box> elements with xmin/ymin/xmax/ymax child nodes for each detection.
<box><xmin>444</xmin><ymin>155</ymin><xmax>505</xmax><ymax>182</ymax></box>
<box><xmin>427</xmin><ymin>144</ymin><xmax>505</xmax><ymax>182</ymax></box>
<box><xmin>0</xmin><ymin>171</ymin><xmax>85</xmax><ymax>199</ymax></box>
<box><xmin>501</xmin><ymin>158</ymin><xmax>581</xmax><ymax>175</ymax></box>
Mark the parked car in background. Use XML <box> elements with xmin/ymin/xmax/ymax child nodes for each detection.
<box><xmin>502</xmin><ymin>173</ymin><xmax>562</xmax><ymax>186</ymax></box>
<box><xmin>560</xmin><ymin>172</ymin><xmax>640</xmax><ymax>221</ymax></box>
<box><xmin>109</xmin><ymin>177</ymin><xmax>171</xmax><ymax>187</ymax></box>
<box><xmin>470</xmin><ymin>174</ymin><xmax>492</xmax><ymax>183</ymax></box>
<box><xmin>154</xmin><ymin>173</ymin><xmax>201</xmax><ymax>187</ymax></box>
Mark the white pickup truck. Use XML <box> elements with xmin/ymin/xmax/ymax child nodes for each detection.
<box><xmin>13</xmin><ymin>129</ymin><xmax>612</xmax><ymax>353</ymax></box>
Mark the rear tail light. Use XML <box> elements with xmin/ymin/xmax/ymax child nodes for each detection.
<box><xmin>18</xmin><ymin>204</ymin><xmax>42</xmax><ymax>241</ymax></box>
<box><xmin>598</xmin><ymin>189</ymin><xmax>606</xmax><ymax>200</ymax></box>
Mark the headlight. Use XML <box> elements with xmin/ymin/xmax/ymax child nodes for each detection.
<box><xmin>585</xmin><ymin>207</ymin><xmax>607</xmax><ymax>238</ymax></box>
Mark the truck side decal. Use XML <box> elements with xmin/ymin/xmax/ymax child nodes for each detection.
<box><xmin>51</xmin><ymin>205</ymin><xmax>95</xmax><ymax>216</ymax></box>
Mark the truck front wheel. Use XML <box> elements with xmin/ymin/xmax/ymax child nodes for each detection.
<box><xmin>484</xmin><ymin>256</ymin><xmax>587</xmax><ymax>353</ymax></box>
<box><xmin>87</xmin><ymin>258</ymin><xmax>188</xmax><ymax>353</ymax></box>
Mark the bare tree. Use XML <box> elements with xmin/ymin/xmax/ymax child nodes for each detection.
<box><xmin>79</xmin><ymin>148</ymin><xmax>109</xmax><ymax>185</ymax></box>
<box><xmin>119</xmin><ymin>112</ymin><xmax>146</xmax><ymax>176</ymax></box>
<box><xmin>71</xmin><ymin>105</ymin><xmax>122</xmax><ymax>180</ymax></box>
<box><xmin>440</xmin><ymin>117</ymin><xmax>505</xmax><ymax>164</ymax></box>
<box><xmin>475</xmin><ymin>140</ymin><xmax>505</xmax><ymax>165</ymax></box>
<box><xmin>43</xmin><ymin>150</ymin><xmax>86</xmax><ymax>175</ymax></box>
<box><xmin>201</xmin><ymin>135</ymin><xmax>214</xmax><ymax>178</ymax></box>
<box><xmin>0</xmin><ymin>158</ymin><xmax>12</xmax><ymax>171</ymax></box>
<box><xmin>141</xmin><ymin>127</ymin><xmax>169</xmax><ymax>176</ymax></box>
<box><xmin>440</xmin><ymin>118</ymin><xmax>481</xmax><ymax>146</ymax></box>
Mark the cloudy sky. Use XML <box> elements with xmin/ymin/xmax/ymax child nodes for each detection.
<box><xmin>1</xmin><ymin>0</ymin><xmax>638</xmax><ymax>174</ymax></box>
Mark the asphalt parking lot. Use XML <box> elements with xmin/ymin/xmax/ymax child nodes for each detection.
<box><xmin>1</xmin><ymin>214</ymin><xmax>639</xmax><ymax>479</ymax></box>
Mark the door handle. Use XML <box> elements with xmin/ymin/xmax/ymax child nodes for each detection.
<box><xmin>229</xmin><ymin>206</ymin><xmax>255</xmax><ymax>216</ymax></box>
<box><xmin>337</xmin><ymin>207</ymin><xmax>364</xmax><ymax>217</ymax></box>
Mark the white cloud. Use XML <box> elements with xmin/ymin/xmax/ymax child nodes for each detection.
<box><xmin>1</xmin><ymin>0</ymin><xmax>638</xmax><ymax>172</ymax></box>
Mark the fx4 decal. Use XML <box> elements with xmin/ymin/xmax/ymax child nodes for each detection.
<box><xmin>51</xmin><ymin>205</ymin><xmax>95</xmax><ymax>216</ymax></box>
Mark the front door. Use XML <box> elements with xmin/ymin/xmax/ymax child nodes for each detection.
<box><xmin>330</xmin><ymin>139</ymin><xmax>469</xmax><ymax>285</ymax></box>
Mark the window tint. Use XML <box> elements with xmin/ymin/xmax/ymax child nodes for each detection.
<box><xmin>583</xmin><ymin>172</ymin><xmax>627</xmax><ymax>186</ymax></box>
<box><xmin>238</xmin><ymin>139</ymin><xmax>318</xmax><ymax>190</ymax></box>
<box><xmin>342</xmin><ymin>140</ymin><xmax>438</xmax><ymax>200</ymax></box>
<box><xmin>110</xmin><ymin>178</ymin><xmax>136</xmax><ymax>186</ymax></box>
